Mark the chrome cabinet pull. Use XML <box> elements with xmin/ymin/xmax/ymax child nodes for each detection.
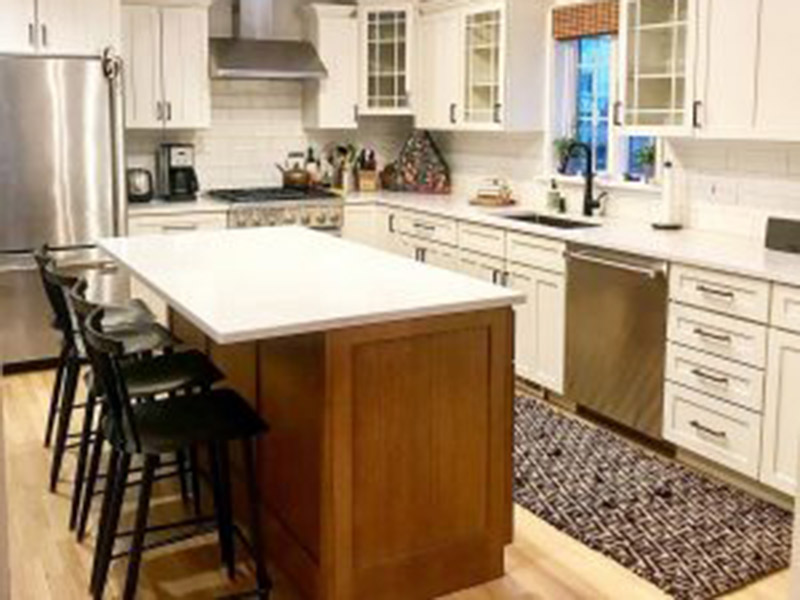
<box><xmin>162</xmin><ymin>224</ymin><xmax>198</xmax><ymax>232</ymax></box>
<box><xmin>692</xmin><ymin>100</ymin><xmax>703</xmax><ymax>129</ymax></box>
<box><xmin>40</xmin><ymin>24</ymin><xmax>48</xmax><ymax>47</ymax></box>
<box><xmin>166</xmin><ymin>102</ymin><xmax>173</xmax><ymax>121</ymax></box>
<box><xmin>353</xmin><ymin>104</ymin><xmax>359</xmax><ymax>122</ymax></box>
<box><xmin>388</xmin><ymin>214</ymin><xmax>395</xmax><ymax>233</ymax></box>
<box><xmin>612</xmin><ymin>101</ymin><xmax>623</xmax><ymax>126</ymax></box>
<box><xmin>696</xmin><ymin>284</ymin><xmax>735</xmax><ymax>300</ymax></box>
<box><xmin>691</xmin><ymin>367</ymin><xmax>729</xmax><ymax>386</ymax></box>
<box><xmin>689</xmin><ymin>420</ymin><xmax>727</xmax><ymax>439</ymax></box>
<box><xmin>28</xmin><ymin>23</ymin><xmax>36</xmax><ymax>47</ymax></box>
<box><xmin>693</xmin><ymin>327</ymin><xmax>732</xmax><ymax>344</ymax></box>
<box><xmin>493</xmin><ymin>103</ymin><xmax>502</xmax><ymax>124</ymax></box>
<box><xmin>449</xmin><ymin>103</ymin><xmax>457</xmax><ymax>124</ymax></box>
<box><xmin>156</xmin><ymin>102</ymin><xmax>163</xmax><ymax>121</ymax></box>
<box><xmin>413</xmin><ymin>222</ymin><xmax>436</xmax><ymax>232</ymax></box>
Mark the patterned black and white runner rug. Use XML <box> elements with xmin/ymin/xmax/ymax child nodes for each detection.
<box><xmin>513</xmin><ymin>396</ymin><xmax>794</xmax><ymax>600</ymax></box>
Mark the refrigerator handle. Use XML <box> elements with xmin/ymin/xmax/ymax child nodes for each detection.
<box><xmin>104</xmin><ymin>48</ymin><xmax>128</xmax><ymax>238</ymax></box>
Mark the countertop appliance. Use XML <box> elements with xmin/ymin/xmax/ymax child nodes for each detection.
<box><xmin>208</xmin><ymin>187</ymin><xmax>343</xmax><ymax>233</ymax></box>
<box><xmin>0</xmin><ymin>54</ymin><xmax>126</xmax><ymax>369</ymax></box>
<box><xmin>565</xmin><ymin>245</ymin><xmax>668</xmax><ymax>440</ymax></box>
<box><xmin>157</xmin><ymin>143</ymin><xmax>199</xmax><ymax>201</ymax></box>
<box><xmin>126</xmin><ymin>168</ymin><xmax>154</xmax><ymax>203</ymax></box>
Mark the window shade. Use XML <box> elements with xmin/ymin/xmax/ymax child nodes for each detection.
<box><xmin>552</xmin><ymin>1</ymin><xmax>619</xmax><ymax>40</ymax></box>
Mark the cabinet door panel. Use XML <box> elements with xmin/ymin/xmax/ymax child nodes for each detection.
<box><xmin>696</xmin><ymin>0</ymin><xmax>758</xmax><ymax>137</ymax></box>
<box><xmin>755</xmin><ymin>0</ymin><xmax>800</xmax><ymax>139</ymax></box>
<box><xmin>38</xmin><ymin>0</ymin><xmax>118</xmax><ymax>56</ymax></box>
<box><xmin>462</xmin><ymin>3</ymin><xmax>505</xmax><ymax>129</ymax></box>
<box><xmin>761</xmin><ymin>329</ymin><xmax>800</xmax><ymax>495</ymax></box>
<box><xmin>161</xmin><ymin>7</ymin><xmax>210</xmax><ymax>129</ymax></box>
<box><xmin>0</xmin><ymin>0</ymin><xmax>36</xmax><ymax>54</ymax></box>
<box><xmin>360</xmin><ymin>6</ymin><xmax>414</xmax><ymax>115</ymax></box>
<box><xmin>122</xmin><ymin>5</ymin><xmax>162</xmax><ymax>129</ymax></box>
<box><xmin>417</xmin><ymin>9</ymin><xmax>462</xmax><ymax>130</ymax></box>
<box><xmin>507</xmin><ymin>265</ymin><xmax>565</xmax><ymax>392</ymax></box>
<box><xmin>342</xmin><ymin>205</ymin><xmax>377</xmax><ymax>246</ymax></box>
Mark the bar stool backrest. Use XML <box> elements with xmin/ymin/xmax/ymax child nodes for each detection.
<box><xmin>82</xmin><ymin>308</ymin><xmax>143</xmax><ymax>453</ymax></box>
<box><xmin>37</xmin><ymin>250</ymin><xmax>79</xmax><ymax>346</ymax></box>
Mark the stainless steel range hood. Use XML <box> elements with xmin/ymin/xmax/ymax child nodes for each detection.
<box><xmin>210</xmin><ymin>0</ymin><xmax>327</xmax><ymax>80</ymax></box>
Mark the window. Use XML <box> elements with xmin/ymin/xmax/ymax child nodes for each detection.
<box><xmin>552</xmin><ymin>35</ymin><xmax>658</xmax><ymax>183</ymax></box>
<box><xmin>575</xmin><ymin>35</ymin><xmax>611</xmax><ymax>173</ymax></box>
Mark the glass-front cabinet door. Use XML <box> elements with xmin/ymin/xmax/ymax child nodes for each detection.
<box><xmin>360</xmin><ymin>5</ymin><xmax>414</xmax><ymax>115</ymax></box>
<box><xmin>619</xmin><ymin>0</ymin><xmax>696</xmax><ymax>134</ymax></box>
<box><xmin>463</xmin><ymin>4</ymin><xmax>505</xmax><ymax>128</ymax></box>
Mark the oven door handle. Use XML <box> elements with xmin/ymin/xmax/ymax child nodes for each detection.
<box><xmin>566</xmin><ymin>250</ymin><xmax>667</xmax><ymax>279</ymax></box>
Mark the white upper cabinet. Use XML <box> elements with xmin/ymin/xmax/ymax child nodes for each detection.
<box><xmin>618</xmin><ymin>0</ymin><xmax>696</xmax><ymax>135</ymax></box>
<box><xmin>416</xmin><ymin>0</ymin><xmax>546</xmax><ymax>132</ymax></box>
<box><xmin>359</xmin><ymin>4</ymin><xmax>415</xmax><ymax>116</ymax></box>
<box><xmin>122</xmin><ymin>5</ymin><xmax>161</xmax><ymax>128</ymax></box>
<box><xmin>0</xmin><ymin>0</ymin><xmax>37</xmax><ymax>54</ymax></box>
<box><xmin>754</xmin><ymin>0</ymin><xmax>800</xmax><ymax>140</ymax></box>
<box><xmin>303</xmin><ymin>4</ymin><xmax>359</xmax><ymax>130</ymax></box>
<box><xmin>417</xmin><ymin>7</ymin><xmax>462</xmax><ymax>130</ymax></box>
<box><xmin>694</xmin><ymin>0</ymin><xmax>759</xmax><ymax>138</ymax></box>
<box><xmin>160</xmin><ymin>7</ymin><xmax>210</xmax><ymax>129</ymax></box>
<box><xmin>121</xmin><ymin>1</ymin><xmax>211</xmax><ymax>131</ymax></box>
<box><xmin>0</xmin><ymin>0</ymin><xmax>118</xmax><ymax>56</ymax></box>
<box><xmin>37</xmin><ymin>0</ymin><xmax>119</xmax><ymax>56</ymax></box>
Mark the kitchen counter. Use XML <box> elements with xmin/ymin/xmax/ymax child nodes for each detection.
<box><xmin>351</xmin><ymin>192</ymin><xmax>800</xmax><ymax>288</ymax></box>
<box><xmin>101</xmin><ymin>225</ymin><xmax>518</xmax><ymax>600</ymax></box>
<box><xmin>100</xmin><ymin>226</ymin><xmax>522</xmax><ymax>344</ymax></box>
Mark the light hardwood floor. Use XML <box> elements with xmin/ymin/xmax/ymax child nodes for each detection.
<box><xmin>0</xmin><ymin>370</ymin><xmax>790</xmax><ymax>599</ymax></box>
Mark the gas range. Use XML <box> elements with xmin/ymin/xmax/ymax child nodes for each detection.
<box><xmin>208</xmin><ymin>187</ymin><xmax>344</xmax><ymax>232</ymax></box>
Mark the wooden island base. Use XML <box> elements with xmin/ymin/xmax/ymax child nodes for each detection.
<box><xmin>172</xmin><ymin>307</ymin><xmax>514</xmax><ymax>600</ymax></box>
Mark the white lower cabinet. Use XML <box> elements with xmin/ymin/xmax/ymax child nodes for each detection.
<box><xmin>664</xmin><ymin>382</ymin><xmax>763</xmax><ymax>479</ymax></box>
<box><xmin>127</xmin><ymin>211</ymin><xmax>227</xmax><ymax>322</ymax></box>
<box><xmin>760</xmin><ymin>329</ymin><xmax>800</xmax><ymax>495</ymax></box>
<box><xmin>457</xmin><ymin>249</ymin><xmax>505</xmax><ymax>285</ymax></box>
<box><xmin>342</xmin><ymin>204</ymin><xmax>377</xmax><ymax>246</ymax></box>
<box><xmin>506</xmin><ymin>263</ymin><xmax>565</xmax><ymax>394</ymax></box>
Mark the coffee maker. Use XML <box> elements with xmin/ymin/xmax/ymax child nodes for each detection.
<box><xmin>157</xmin><ymin>143</ymin><xmax>199</xmax><ymax>200</ymax></box>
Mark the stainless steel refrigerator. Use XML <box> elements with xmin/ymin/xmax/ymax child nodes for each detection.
<box><xmin>0</xmin><ymin>54</ymin><xmax>127</xmax><ymax>369</ymax></box>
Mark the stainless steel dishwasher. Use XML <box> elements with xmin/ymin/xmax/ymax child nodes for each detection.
<box><xmin>565</xmin><ymin>244</ymin><xmax>668</xmax><ymax>440</ymax></box>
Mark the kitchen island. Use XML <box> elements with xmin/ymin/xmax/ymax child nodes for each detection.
<box><xmin>99</xmin><ymin>227</ymin><xmax>523</xmax><ymax>600</ymax></box>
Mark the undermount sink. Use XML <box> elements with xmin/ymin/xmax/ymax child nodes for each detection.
<box><xmin>501</xmin><ymin>213</ymin><xmax>600</xmax><ymax>230</ymax></box>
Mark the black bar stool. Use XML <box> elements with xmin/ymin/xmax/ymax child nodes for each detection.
<box><xmin>36</xmin><ymin>250</ymin><xmax>175</xmax><ymax>494</ymax></box>
<box><xmin>66</xmin><ymin>279</ymin><xmax>225</xmax><ymax>539</ymax></box>
<box><xmin>82</xmin><ymin>307</ymin><xmax>271</xmax><ymax>600</ymax></box>
<box><xmin>34</xmin><ymin>246</ymin><xmax>155</xmax><ymax>449</ymax></box>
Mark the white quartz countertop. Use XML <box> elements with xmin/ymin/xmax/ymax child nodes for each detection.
<box><xmin>100</xmin><ymin>227</ymin><xmax>523</xmax><ymax>344</ymax></box>
<box><xmin>352</xmin><ymin>192</ymin><xmax>800</xmax><ymax>288</ymax></box>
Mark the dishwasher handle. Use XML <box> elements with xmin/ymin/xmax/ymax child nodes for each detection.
<box><xmin>566</xmin><ymin>250</ymin><xmax>667</xmax><ymax>280</ymax></box>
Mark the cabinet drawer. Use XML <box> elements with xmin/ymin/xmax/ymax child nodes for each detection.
<box><xmin>668</xmin><ymin>303</ymin><xmax>767</xmax><ymax>368</ymax></box>
<box><xmin>666</xmin><ymin>344</ymin><xmax>764</xmax><ymax>412</ymax></box>
<box><xmin>670</xmin><ymin>264</ymin><xmax>770</xmax><ymax>323</ymax></box>
<box><xmin>390</xmin><ymin>210</ymin><xmax>458</xmax><ymax>246</ymax></box>
<box><xmin>664</xmin><ymin>382</ymin><xmax>762</xmax><ymax>478</ymax></box>
<box><xmin>128</xmin><ymin>212</ymin><xmax>228</xmax><ymax>235</ymax></box>
<box><xmin>771</xmin><ymin>284</ymin><xmax>800</xmax><ymax>333</ymax></box>
<box><xmin>458</xmin><ymin>222</ymin><xmax>506</xmax><ymax>258</ymax></box>
<box><xmin>506</xmin><ymin>232</ymin><xmax>565</xmax><ymax>273</ymax></box>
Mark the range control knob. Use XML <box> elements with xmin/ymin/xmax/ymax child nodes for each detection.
<box><xmin>330</xmin><ymin>212</ymin><xmax>341</xmax><ymax>224</ymax></box>
<box><xmin>315</xmin><ymin>213</ymin><xmax>327</xmax><ymax>225</ymax></box>
<box><xmin>301</xmin><ymin>213</ymin><xmax>311</xmax><ymax>225</ymax></box>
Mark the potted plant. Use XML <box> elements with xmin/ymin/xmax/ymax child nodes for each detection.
<box><xmin>553</xmin><ymin>136</ymin><xmax>578</xmax><ymax>174</ymax></box>
<box><xmin>635</xmin><ymin>143</ymin><xmax>657</xmax><ymax>183</ymax></box>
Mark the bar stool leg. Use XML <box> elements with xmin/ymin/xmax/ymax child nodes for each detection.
<box><xmin>123</xmin><ymin>454</ymin><xmax>159</xmax><ymax>600</ymax></box>
<box><xmin>188</xmin><ymin>445</ymin><xmax>202</xmax><ymax>516</ymax></box>
<box><xmin>91</xmin><ymin>450</ymin><xmax>131</xmax><ymax>599</ymax></box>
<box><xmin>209</xmin><ymin>441</ymin><xmax>236</xmax><ymax>580</ymax></box>
<box><xmin>50</xmin><ymin>356</ymin><xmax>80</xmax><ymax>492</ymax></box>
<box><xmin>44</xmin><ymin>343</ymin><xmax>69</xmax><ymax>448</ymax></box>
<box><xmin>77</xmin><ymin>406</ymin><xmax>106</xmax><ymax>542</ymax></box>
<box><xmin>241</xmin><ymin>438</ymin><xmax>271</xmax><ymax>596</ymax></box>
<box><xmin>69</xmin><ymin>388</ymin><xmax>98</xmax><ymax>530</ymax></box>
